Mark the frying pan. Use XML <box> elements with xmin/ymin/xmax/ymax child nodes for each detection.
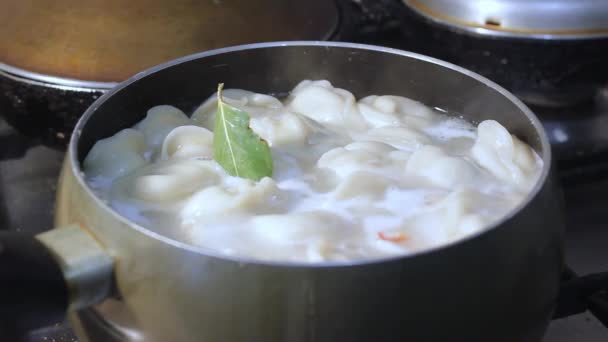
<box><xmin>0</xmin><ymin>42</ymin><xmax>605</xmax><ymax>342</ymax></box>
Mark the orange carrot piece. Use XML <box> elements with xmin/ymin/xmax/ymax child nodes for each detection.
<box><xmin>378</xmin><ymin>231</ymin><xmax>408</xmax><ymax>242</ymax></box>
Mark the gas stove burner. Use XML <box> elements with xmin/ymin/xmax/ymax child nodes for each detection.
<box><xmin>397</xmin><ymin>1</ymin><xmax>608</xmax><ymax>108</ymax></box>
<box><xmin>537</xmin><ymin>85</ymin><xmax>608</xmax><ymax>185</ymax></box>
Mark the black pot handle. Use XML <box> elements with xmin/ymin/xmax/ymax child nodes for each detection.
<box><xmin>554</xmin><ymin>267</ymin><xmax>608</xmax><ymax>327</ymax></box>
<box><xmin>0</xmin><ymin>225</ymin><xmax>114</xmax><ymax>340</ymax></box>
<box><xmin>0</xmin><ymin>231</ymin><xmax>69</xmax><ymax>340</ymax></box>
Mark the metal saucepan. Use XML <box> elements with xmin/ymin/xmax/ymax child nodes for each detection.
<box><xmin>0</xmin><ymin>42</ymin><xmax>604</xmax><ymax>341</ymax></box>
<box><xmin>399</xmin><ymin>0</ymin><xmax>608</xmax><ymax>108</ymax></box>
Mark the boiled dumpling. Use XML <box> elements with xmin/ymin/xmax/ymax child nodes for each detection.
<box><xmin>405</xmin><ymin>188</ymin><xmax>485</xmax><ymax>246</ymax></box>
<box><xmin>83</xmin><ymin>129</ymin><xmax>147</xmax><ymax>182</ymax></box>
<box><xmin>333</xmin><ymin>171</ymin><xmax>392</xmax><ymax>200</ymax></box>
<box><xmin>181</xmin><ymin>177</ymin><xmax>283</xmax><ymax>221</ymax></box>
<box><xmin>405</xmin><ymin>145</ymin><xmax>477</xmax><ymax>189</ymax></box>
<box><xmin>288</xmin><ymin>80</ymin><xmax>367</xmax><ymax>132</ymax></box>
<box><xmin>379</xmin><ymin>95</ymin><xmax>434</xmax><ymax>119</ymax></box>
<box><xmin>135</xmin><ymin>105</ymin><xmax>192</xmax><ymax>155</ymax></box>
<box><xmin>458</xmin><ymin>214</ymin><xmax>486</xmax><ymax>236</ymax></box>
<box><xmin>161</xmin><ymin>125</ymin><xmax>213</xmax><ymax>160</ymax></box>
<box><xmin>251</xmin><ymin>211</ymin><xmax>349</xmax><ymax>261</ymax></box>
<box><xmin>191</xmin><ymin>89</ymin><xmax>249</xmax><ymax>128</ymax></box>
<box><xmin>191</xmin><ymin>89</ymin><xmax>282</xmax><ymax>128</ymax></box>
<box><xmin>317</xmin><ymin>141</ymin><xmax>398</xmax><ymax>178</ymax></box>
<box><xmin>344</xmin><ymin>141</ymin><xmax>396</xmax><ymax>154</ymax></box>
<box><xmin>359</xmin><ymin>95</ymin><xmax>435</xmax><ymax>130</ymax></box>
<box><xmin>128</xmin><ymin>159</ymin><xmax>222</xmax><ymax>202</ymax></box>
<box><xmin>249</xmin><ymin>111</ymin><xmax>310</xmax><ymax>147</ymax></box>
<box><xmin>436</xmin><ymin>189</ymin><xmax>487</xmax><ymax>239</ymax></box>
<box><xmin>432</xmin><ymin>188</ymin><xmax>476</xmax><ymax>231</ymax></box>
<box><xmin>250</xmin><ymin>211</ymin><xmax>354</xmax><ymax>262</ymax></box>
<box><xmin>471</xmin><ymin>120</ymin><xmax>539</xmax><ymax>190</ymax></box>
<box><xmin>317</xmin><ymin>146</ymin><xmax>373</xmax><ymax>178</ymax></box>
<box><xmin>357</xmin><ymin>98</ymin><xmax>401</xmax><ymax>128</ymax></box>
<box><xmin>360</xmin><ymin>126</ymin><xmax>430</xmax><ymax>151</ymax></box>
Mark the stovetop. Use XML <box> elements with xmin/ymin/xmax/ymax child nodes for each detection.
<box><xmin>3</xmin><ymin>94</ymin><xmax>608</xmax><ymax>342</ymax></box>
<box><xmin>2</xmin><ymin>113</ymin><xmax>608</xmax><ymax>342</ymax></box>
<box><xmin>2</xmin><ymin>1</ymin><xmax>608</xmax><ymax>340</ymax></box>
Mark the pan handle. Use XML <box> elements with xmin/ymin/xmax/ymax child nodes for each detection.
<box><xmin>553</xmin><ymin>267</ymin><xmax>608</xmax><ymax>327</ymax></box>
<box><xmin>0</xmin><ymin>225</ymin><xmax>114</xmax><ymax>338</ymax></box>
<box><xmin>0</xmin><ymin>231</ymin><xmax>68</xmax><ymax>339</ymax></box>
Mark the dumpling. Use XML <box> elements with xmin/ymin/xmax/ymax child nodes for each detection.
<box><xmin>343</xmin><ymin>141</ymin><xmax>397</xmax><ymax>154</ymax></box>
<box><xmin>127</xmin><ymin>159</ymin><xmax>222</xmax><ymax>202</ymax></box>
<box><xmin>471</xmin><ymin>120</ymin><xmax>539</xmax><ymax>190</ymax></box>
<box><xmin>458</xmin><ymin>214</ymin><xmax>486</xmax><ymax>235</ymax></box>
<box><xmin>250</xmin><ymin>211</ymin><xmax>350</xmax><ymax>262</ymax></box>
<box><xmin>405</xmin><ymin>145</ymin><xmax>477</xmax><ymax>189</ymax></box>
<box><xmin>191</xmin><ymin>89</ymin><xmax>282</xmax><ymax>128</ymax></box>
<box><xmin>435</xmin><ymin>189</ymin><xmax>487</xmax><ymax>238</ymax></box>
<box><xmin>317</xmin><ymin>147</ymin><xmax>370</xmax><ymax>177</ymax></box>
<box><xmin>181</xmin><ymin>177</ymin><xmax>283</xmax><ymax>221</ymax></box>
<box><xmin>83</xmin><ymin>129</ymin><xmax>147</xmax><ymax>182</ymax></box>
<box><xmin>287</xmin><ymin>80</ymin><xmax>367</xmax><ymax>132</ymax></box>
<box><xmin>161</xmin><ymin>125</ymin><xmax>213</xmax><ymax>160</ymax></box>
<box><xmin>359</xmin><ymin>126</ymin><xmax>430</xmax><ymax>151</ymax></box>
<box><xmin>357</xmin><ymin>98</ymin><xmax>401</xmax><ymax>128</ymax></box>
<box><xmin>333</xmin><ymin>171</ymin><xmax>392</xmax><ymax>200</ymax></box>
<box><xmin>405</xmin><ymin>188</ymin><xmax>486</xmax><ymax>246</ymax></box>
<box><xmin>135</xmin><ymin>105</ymin><xmax>192</xmax><ymax>155</ymax></box>
<box><xmin>317</xmin><ymin>141</ymin><xmax>398</xmax><ymax>178</ymax></box>
<box><xmin>358</xmin><ymin>95</ymin><xmax>436</xmax><ymax>129</ymax></box>
<box><xmin>380</xmin><ymin>95</ymin><xmax>434</xmax><ymax>119</ymax></box>
<box><xmin>432</xmin><ymin>188</ymin><xmax>476</xmax><ymax>230</ymax></box>
<box><xmin>251</xmin><ymin>211</ymin><xmax>346</xmax><ymax>245</ymax></box>
<box><xmin>249</xmin><ymin>110</ymin><xmax>310</xmax><ymax>147</ymax></box>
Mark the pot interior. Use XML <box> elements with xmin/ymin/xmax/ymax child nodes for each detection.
<box><xmin>76</xmin><ymin>43</ymin><xmax>547</xmax><ymax>162</ymax></box>
<box><xmin>72</xmin><ymin>42</ymin><xmax>550</xmax><ymax>251</ymax></box>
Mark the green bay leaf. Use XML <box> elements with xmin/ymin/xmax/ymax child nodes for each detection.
<box><xmin>213</xmin><ymin>83</ymin><xmax>273</xmax><ymax>181</ymax></box>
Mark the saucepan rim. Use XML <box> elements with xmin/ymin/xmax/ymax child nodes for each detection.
<box><xmin>0</xmin><ymin>62</ymin><xmax>117</xmax><ymax>90</ymax></box>
<box><xmin>67</xmin><ymin>41</ymin><xmax>552</xmax><ymax>267</ymax></box>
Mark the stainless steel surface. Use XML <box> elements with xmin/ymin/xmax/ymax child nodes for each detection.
<box><xmin>403</xmin><ymin>0</ymin><xmax>608</xmax><ymax>39</ymax></box>
<box><xmin>46</xmin><ymin>41</ymin><xmax>562</xmax><ymax>341</ymax></box>
<box><xmin>0</xmin><ymin>64</ymin><xmax>116</xmax><ymax>91</ymax></box>
<box><xmin>0</xmin><ymin>0</ymin><xmax>339</xmax><ymax>82</ymax></box>
<box><xmin>38</xmin><ymin>226</ymin><xmax>114</xmax><ymax>310</ymax></box>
